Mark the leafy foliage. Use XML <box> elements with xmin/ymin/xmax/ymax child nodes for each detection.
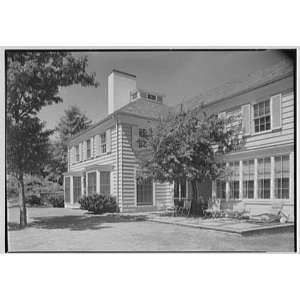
<box><xmin>79</xmin><ymin>194</ymin><xmax>118</xmax><ymax>214</ymax></box>
<box><xmin>6</xmin><ymin>51</ymin><xmax>98</xmax><ymax>226</ymax></box>
<box><xmin>47</xmin><ymin>106</ymin><xmax>92</xmax><ymax>184</ymax></box>
<box><xmin>139</xmin><ymin>107</ymin><xmax>244</xmax><ymax>184</ymax></box>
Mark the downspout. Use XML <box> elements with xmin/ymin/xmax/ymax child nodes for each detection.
<box><xmin>116</xmin><ymin>116</ymin><xmax>120</xmax><ymax>211</ymax></box>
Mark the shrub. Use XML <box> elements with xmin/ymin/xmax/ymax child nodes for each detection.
<box><xmin>79</xmin><ymin>194</ymin><xmax>117</xmax><ymax>214</ymax></box>
<box><xmin>49</xmin><ymin>195</ymin><xmax>64</xmax><ymax>208</ymax></box>
<box><xmin>26</xmin><ymin>195</ymin><xmax>42</xmax><ymax>206</ymax></box>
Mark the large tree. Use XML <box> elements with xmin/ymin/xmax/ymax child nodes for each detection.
<box><xmin>48</xmin><ymin>106</ymin><xmax>92</xmax><ymax>185</ymax></box>
<box><xmin>6</xmin><ymin>51</ymin><xmax>98</xmax><ymax>227</ymax></box>
<box><xmin>138</xmin><ymin>106</ymin><xmax>244</xmax><ymax>211</ymax></box>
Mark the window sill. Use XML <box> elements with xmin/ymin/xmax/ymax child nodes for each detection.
<box><xmin>244</xmin><ymin>127</ymin><xmax>282</xmax><ymax>138</ymax></box>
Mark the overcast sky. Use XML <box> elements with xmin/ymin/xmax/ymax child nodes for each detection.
<box><xmin>38</xmin><ymin>49</ymin><xmax>290</xmax><ymax>130</ymax></box>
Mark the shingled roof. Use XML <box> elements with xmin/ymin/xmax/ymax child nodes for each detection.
<box><xmin>179</xmin><ymin>60</ymin><xmax>294</xmax><ymax>111</ymax></box>
<box><xmin>116</xmin><ymin>98</ymin><xmax>171</xmax><ymax>119</ymax></box>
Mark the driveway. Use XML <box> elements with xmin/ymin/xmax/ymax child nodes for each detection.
<box><xmin>7</xmin><ymin>207</ymin><xmax>295</xmax><ymax>252</ymax></box>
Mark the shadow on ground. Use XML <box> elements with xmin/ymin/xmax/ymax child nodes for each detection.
<box><xmin>8</xmin><ymin>214</ymin><xmax>147</xmax><ymax>232</ymax></box>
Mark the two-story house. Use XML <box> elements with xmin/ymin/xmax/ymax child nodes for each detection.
<box><xmin>64</xmin><ymin>61</ymin><xmax>295</xmax><ymax>220</ymax></box>
<box><xmin>64</xmin><ymin>70</ymin><xmax>174</xmax><ymax>212</ymax></box>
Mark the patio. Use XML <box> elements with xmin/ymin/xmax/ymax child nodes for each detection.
<box><xmin>147</xmin><ymin>214</ymin><xmax>294</xmax><ymax>236</ymax></box>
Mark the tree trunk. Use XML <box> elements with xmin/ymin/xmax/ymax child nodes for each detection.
<box><xmin>18</xmin><ymin>174</ymin><xmax>27</xmax><ymax>227</ymax></box>
<box><xmin>191</xmin><ymin>179</ymin><xmax>198</xmax><ymax>214</ymax></box>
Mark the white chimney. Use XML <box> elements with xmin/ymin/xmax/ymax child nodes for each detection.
<box><xmin>108</xmin><ymin>70</ymin><xmax>137</xmax><ymax>114</ymax></box>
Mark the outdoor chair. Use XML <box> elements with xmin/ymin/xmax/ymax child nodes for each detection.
<box><xmin>204</xmin><ymin>198</ymin><xmax>224</xmax><ymax>218</ymax></box>
<box><xmin>164</xmin><ymin>198</ymin><xmax>183</xmax><ymax>217</ymax></box>
<box><xmin>249</xmin><ymin>200</ymin><xmax>289</xmax><ymax>224</ymax></box>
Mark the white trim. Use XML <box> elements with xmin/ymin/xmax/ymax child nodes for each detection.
<box><xmin>70</xmin><ymin>176</ymin><xmax>74</xmax><ymax>205</ymax></box>
<box><xmin>153</xmin><ymin>181</ymin><xmax>156</xmax><ymax>206</ymax></box>
<box><xmin>134</xmin><ymin>167</ymin><xmax>137</xmax><ymax>207</ymax></box>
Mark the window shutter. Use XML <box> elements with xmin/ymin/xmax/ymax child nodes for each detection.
<box><xmin>271</xmin><ymin>94</ymin><xmax>282</xmax><ymax>130</ymax></box>
<box><xmin>241</xmin><ymin>104</ymin><xmax>251</xmax><ymax>135</ymax></box>
<box><xmin>78</xmin><ymin>143</ymin><xmax>82</xmax><ymax>161</ymax></box>
<box><xmin>90</xmin><ymin>137</ymin><xmax>94</xmax><ymax>158</ymax></box>
<box><xmin>95</xmin><ymin>135</ymin><xmax>100</xmax><ymax>156</ymax></box>
<box><xmin>71</xmin><ymin>146</ymin><xmax>74</xmax><ymax>164</ymax></box>
<box><xmin>132</xmin><ymin>126</ymin><xmax>139</xmax><ymax>149</ymax></box>
<box><xmin>83</xmin><ymin>141</ymin><xmax>87</xmax><ymax>160</ymax></box>
<box><xmin>106</xmin><ymin>129</ymin><xmax>111</xmax><ymax>153</ymax></box>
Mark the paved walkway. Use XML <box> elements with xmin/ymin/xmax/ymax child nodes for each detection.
<box><xmin>7</xmin><ymin>207</ymin><xmax>295</xmax><ymax>252</ymax></box>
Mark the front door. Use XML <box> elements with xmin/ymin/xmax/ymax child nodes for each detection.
<box><xmin>137</xmin><ymin>178</ymin><xmax>153</xmax><ymax>206</ymax></box>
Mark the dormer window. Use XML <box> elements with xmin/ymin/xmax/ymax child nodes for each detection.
<box><xmin>147</xmin><ymin>93</ymin><xmax>156</xmax><ymax>101</ymax></box>
<box><xmin>254</xmin><ymin>100</ymin><xmax>271</xmax><ymax>133</ymax></box>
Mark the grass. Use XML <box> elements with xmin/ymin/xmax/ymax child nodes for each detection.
<box><xmin>7</xmin><ymin>206</ymin><xmax>295</xmax><ymax>252</ymax></box>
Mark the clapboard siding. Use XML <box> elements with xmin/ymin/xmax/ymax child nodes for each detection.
<box><xmin>244</xmin><ymin>92</ymin><xmax>294</xmax><ymax>151</ymax></box>
<box><xmin>120</xmin><ymin>123</ymin><xmax>173</xmax><ymax>211</ymax></box>
<box><xmin>70</xmin><ymin>126</ymin><xmax>118</xmax><ymax>198</ymax></box>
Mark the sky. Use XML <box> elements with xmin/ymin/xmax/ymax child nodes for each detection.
<box><xmin>38</xmin><ymin>50</ymin><xmax>290</xmax><ymax>130</ymax></box>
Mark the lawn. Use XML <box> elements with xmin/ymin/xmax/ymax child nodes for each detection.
<box><xmin>7</xmin><ymin>207</ymin><xmax>295</xmax><ymax>252</ymax></box>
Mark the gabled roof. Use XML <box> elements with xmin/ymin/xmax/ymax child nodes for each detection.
<box><xmin>116</xmin><ymin>98</ymin><xmax>171</xmax><ymax>119</ymax></box>
<box><xmin>68</xmin><ymin>99</ymin><xmax>171</xmax><ymax>143</ymax></box>
<box><xmin>179</xmin><ymin>60</ymin><xmax>294</xmax><ymax>111</ymax></box>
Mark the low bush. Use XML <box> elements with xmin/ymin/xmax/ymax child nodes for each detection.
<box><xmin>26</xmin><ymin>195</ymin><xmax>42</xmax><ymax>206</ymax></box>
<box><xmin>79</xmin><ymin>194</ymin><xmax>117</xmax><ymax>214</ymax></box>
<box><xmin>48</xmin><ymin>195</ymin><xmax>65</xmax><ymax>208</ymax></box>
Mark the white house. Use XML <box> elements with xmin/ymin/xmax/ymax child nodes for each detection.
<box><xmin>64</xmin><ymin>61</ymin><xmax>295</xmax><ymax>220</ymax></box>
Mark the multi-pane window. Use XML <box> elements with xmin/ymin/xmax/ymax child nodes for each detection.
<box><xmin>257</xmin><ymin>157</ymin><xmax>271</xmax><ymax>199</ymax></box>
<box><xmin>243</xmin><ymin>160</ymin><xmax>254</xmax><ymax>199</ymax></box>
<box><xmin>75</xmin><ymin>145</ymin><xmax>80</xmax><ymax>162</ymax></box>
<box><xmin>100</xmin><ymin>133</ymin><xmax>106</xmax><ymax>153</ymax></box>
<box><xmin>65</xmin><ymin>177</ymin><xmax>70</xmax><ymax>203</ymax></box>
<box><xmin>87</xmin><ymin>172</ymin><xmax>97</xmax><ymax>195</ymax></box>
<box><xmin>254</xmin><ymin>100</ymin><xmax>271</xmax><ymax>133</ymax></box>
<box><xmin>275</xmin><ymin>155</ymin><xmax>289</xmax><ymax>199</ymax></box>
<box><xmin>100</xmin><ymin>172</ymin><xmax>110</xmax><ymax>196</ymax></box>
<box><xmin>174</xmin><ymin>180</ymin><xmax>187</xmax><ymax>199</ymax></box>
<box><xmin>216</xmin><ymin>180</ymin><xmax>226</xmax><ymax>199</ymax></box>
<box><xmin>73</xmin><ymin>176</ymin><xmax>82</xmax><ymax>203</ymax></box>
<box><xmin>138</xmin><ymin>128</ymin><xmax>147</xmax><ymax>148</ymax></box>
<box><xmin>229</xmin><ymin>161</ymin><xmax>240</xmax><ymax>200</ymax></box>
<box><xmin>86</xmin><ymin>139</ymin><xmax>91</xmax><ymax>159</ymax></box>
<box><xmin>137</xmin><ymin>177</ymin><xmax>153</xmax><ymax>205</ymax></box>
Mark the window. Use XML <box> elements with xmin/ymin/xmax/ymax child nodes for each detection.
<box><xmin>157</xmin><ymin>96</ymin><xmax>163</xmax><ymax>103</ymax></box>
<box><xmin>147</xmin><ymin>93</ymin><xmax>156</xmax><ymax>101</ymax></box>
<box><xmin>229</xmin><ymin>161</ymin><xmax>240</xmax><ymax>200</ymax></box>
<box><xmin>130</xmin><ymin>91</ymin><xmax>138</xmax><ymax>100</ymax></box>
<box><xmin>243</xmin><ymin>160</ymin><xmax>254</xmax><ymax>199</ymax></box>
<box><xmin>100</xmin><ymin>132</ymin><xmax>106</xmax><ymax>153</ymax></box>
<box><xmin>86</xmin><ymin>139</ymin><xmax>91</xmax><ymax>159</ymax></box>
<box><xmin>73</xmin><ymin>176</ymin><xmax>81</xmax><ymax>203</ymax></box>
<box><xmin>75</xmin><ymin>145</ymin><xmax>80</xmax><ymax>162</ymax></box>
<box><xmin>87</xmin><ymin>172</ymin><xmax>97</xmax><ymax>195</ymax></box>
<box><xmin>257</xmin><ymin>157</ymin><xmax>271</xmax><ymax>199</ymax></box>
<box><xmin>174</xmin><ymin>180</ymin><xmax>187</xmax><ymax>199</ymax></box>
<box><xmin>100</xmin><ymin>172</ymin><xmax>110</xmax><ymax>196</ymax></box>
<box><xmin>64</xmin><ymin>177</ymin><xmax>70</xmax><ymax>203</ymax></box>
<box><xmin>137</xmin><ymin>177</ymin><xmax>153</xmax><ymax>205</ymax></box>
<box><xmin>275</xmin><ymin>155</ymin><xmax>289</xmax><ymax>199</ymax></box>
<box><xmin>138</xmin><ymin>128</ymin><xmax>147</xmax><ymax>148</ymax></box>
<box><xmin>253</xmin><ymin>100</ymin><xmax>271</xmax><ymax>133</ymax></box>
<box><xmin>216</xmin><ymin>180</ymin><xmax>226</xmax><ymax>199</ymax></box>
